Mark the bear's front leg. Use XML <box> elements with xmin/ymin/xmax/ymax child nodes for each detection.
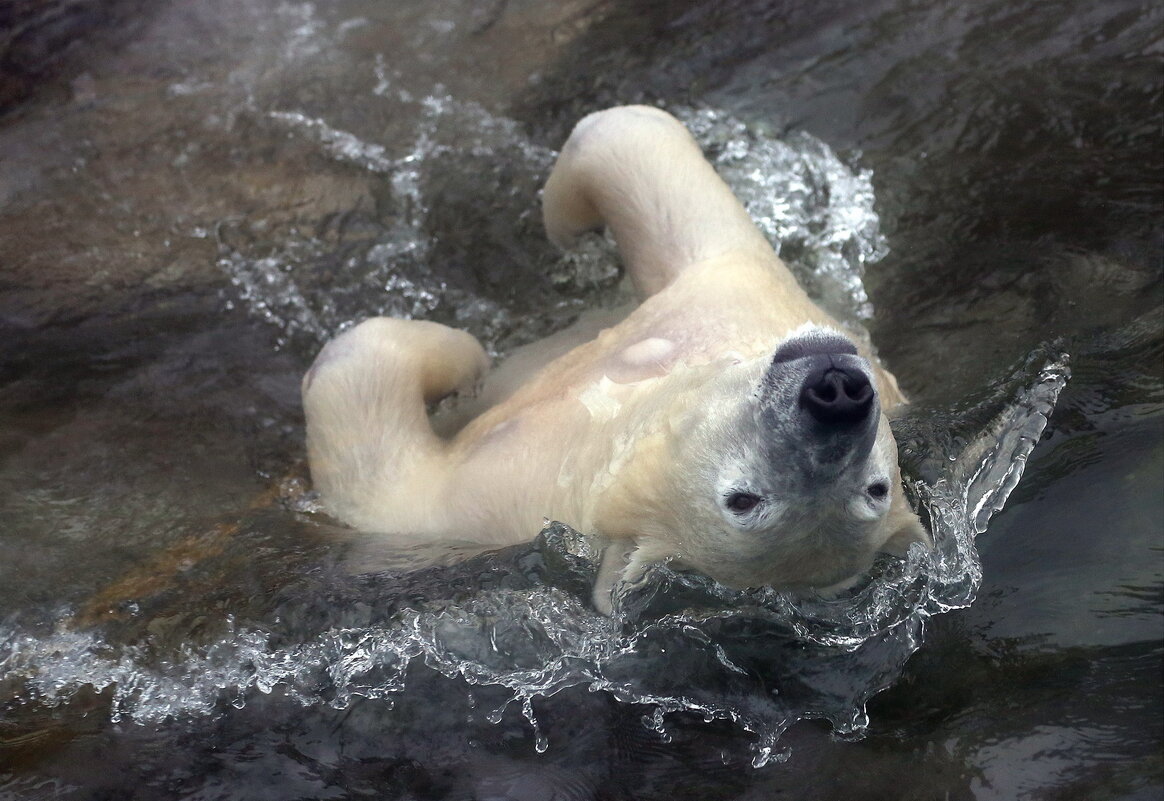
<box><xmin>302</xmin><ymin>318</ymin><xmax>489</xmax><ymax>535</ymax></box>
<box><xmin>542</xmin><ymin>106</ymin><xmax>774</xmax><ymax>299</ymax></box>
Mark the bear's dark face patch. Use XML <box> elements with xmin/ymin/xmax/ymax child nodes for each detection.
<box><xmin>652</xmin><ymin>327</ymin><xmax>905</xmax><ymax>591</ymax></box>
<box><xmin>758</xmin><ymin>332</ymin><xmax>881</xmax><ymax>483</ymax></box>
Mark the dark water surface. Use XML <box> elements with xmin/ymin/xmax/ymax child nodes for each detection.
<box><xmin>1</xmin><ymin>1</ymin><xmax>1160</xmax><ymax>799</ymax></box>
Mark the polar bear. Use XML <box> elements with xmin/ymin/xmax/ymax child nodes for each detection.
<box><xmin>302</xmin><ymin>106</ymin><xmax>930</xmax><ymax>614</ymax></box>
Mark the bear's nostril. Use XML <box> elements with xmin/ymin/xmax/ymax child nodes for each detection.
<box><xmin>814</xmin><ymin>382</ymin><xmax>838</xmax><ymax>403</ymax></box>
<box><xmin>801</xmin><ymin>367</ymin><xmax>874</xmax><ymax>425</ymax></box>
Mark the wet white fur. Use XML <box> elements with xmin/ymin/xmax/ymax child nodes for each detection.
<box><xmin>302</xmin><ymin>106</ymin><xmax>929</xmax><ymax>614</ymax></box>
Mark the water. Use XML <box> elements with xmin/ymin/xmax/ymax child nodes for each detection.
<box><xmin>1</xmin><ymin>0</ymin><xmax>1160</xmax><ymax>798</ymax></box>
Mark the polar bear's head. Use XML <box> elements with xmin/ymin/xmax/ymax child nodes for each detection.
<box><xmin>591</xmin><ymin>326</ymin><xmax>930</xmax><ymax>614</ymax></box>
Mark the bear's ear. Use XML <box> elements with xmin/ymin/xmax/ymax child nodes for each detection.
<box><xmin>879</xmin><ymin>503</ymin><xmax>933</xmax><ymax>557</ymax></box>
<box><xmin>591</xmin><ymin>540</ymin><xmax>653</xmax><ymax>616</ymax></box>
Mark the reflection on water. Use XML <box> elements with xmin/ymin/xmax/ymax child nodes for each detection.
<box><xmin>0</xmin><ymin>0</ymin><xmax>1160</xmax><ymax>798</ymax></box>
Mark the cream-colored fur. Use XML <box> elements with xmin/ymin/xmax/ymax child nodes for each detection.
<box><xmin>303</xmin><ymin>106</ymin><xmax>929</xmax><ymax>614</ymax></box>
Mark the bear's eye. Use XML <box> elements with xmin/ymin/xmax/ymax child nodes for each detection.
<box><xmin>867</xmin><ymin>481</ymin><xmax>889</xmax><ymax>500</ymax></box>
<box><xmin>724</xmin><ymin>491</ymin><xmax>762</xmax><ymax>514</ymax></box>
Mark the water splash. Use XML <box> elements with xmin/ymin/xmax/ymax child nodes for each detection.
<box><xmin>218</xmin><ymin>99</ymin><xmax>882</xmax><ymax>354</ymax></box>
<box><xmin>677</xmin><ymin>106</ymin><xmax>885</xmax><ymax>323</ymax></box>
<box><xmin>218</xmin><ymin>94</ymin><xmax>618</xmax><ymax>355</ymax></box>
<box><xmin>0</xmin><ymin>351</ymin><xmax>1068</xmax><ymax>764</ymax></box>
<box><xmin>266</xmin><ymin>111</ymin><xmax>396</xmax><ymax>173</ymax></box>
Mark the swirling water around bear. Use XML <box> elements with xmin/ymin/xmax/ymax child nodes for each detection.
<box><xmin>0</xmin><ymin>0</ymin><xmax>1159</xmax><ymax>798</ymax></box>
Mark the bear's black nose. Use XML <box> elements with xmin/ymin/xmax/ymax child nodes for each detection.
<box><xmin>801</xmin><ymin>366</ymin><xmax>874</xmax><ymax>425</ymax></box>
